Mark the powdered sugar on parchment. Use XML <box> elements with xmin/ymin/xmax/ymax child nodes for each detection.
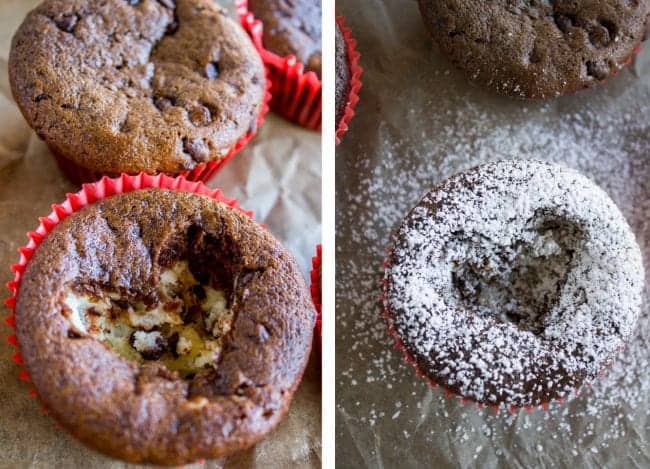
<box><xmin>336</xmin><ymin>55</ymin><xmax>650</xmax><ymax>467</ymax></box>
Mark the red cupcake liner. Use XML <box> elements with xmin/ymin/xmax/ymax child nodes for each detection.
<box><xmin>4</xmin><ymin>173</ymin><xmax>253</xmax><ymax>424</ymax></box>
<box><xmin>335</xmin><ymin>16</ymin><xmax>363</xmax><ymax>145</ymax></box>
<box><xmin>51</xmin><ymin>73</ymin><xmax>272</xmax><ymax>186</ymax></box>
<box><xmin>310</xmin><ymin>245</ymin><xmax>322</xmax><ymax>352</ymax></box>
<box><xmin>378</xmin><ymin>248</ymin><xmax>615</xmax><ymax>415</ymax></box>
<box><xmin>236</xmin><ymin>0</ymin><xmax>321</xmax><ymax>131</ymax></box>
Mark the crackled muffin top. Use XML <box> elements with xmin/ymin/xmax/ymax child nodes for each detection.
<box><xmin>248</xmin><ymin>0</ymin><xmax>322</xmax><ymax>77</ymax></box>
<box><xmin>418</xmin><ymin>0</ymin><xmax>650</xmax><ymax>98</ymax></box>
<box><xmin>385</xmin><ymin>160</ymin><xmax>644</xmax><ymax>407</ymax></box>
<box><xmin>15</xmin><ymin>188</ymin><xmax>314</xmax><ymax>465</ymax></box>
<box><xmin>9</xmin><ymin>0</ymin><xmax>265</xmax><ymax>174</ymax></box>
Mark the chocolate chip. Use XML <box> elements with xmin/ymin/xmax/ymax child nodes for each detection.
<box><xmin>205</xmin><ymin>62</ymin><xmax>220</xmax><ymax>79</ymax></box>
<box><xmin>130</xmin><ymin>331</ymin><xmax>167</xmax><ymax>360</ymax></box>
<box><xmin>112</xmin><ymin>298</ymin><xmax>129</xmax><ymax>310</ymax></box>
<box><xmin>190</xmin><ymin>284</ymin><xmax>206</xmax><ymax>301</ymax></box>
<box><xmin>188</xmin><ymin>105</ymin><xmax>212</xmax><ymax>126</ymax></box>
<box><xmin>67</xmin><ymin>329</ymin><xmax>82</xmax><ymax>339</ymax></box>
<box><xmin>600</xmin><ymin>20</ymin><xmax>618</xmax><ymax>41</ymax></box>
<box><xmin>34</xmin><ymin>93</ymin><xmax>51</xmax><ymax>102</ymax></box>
<box><xmin>193</xmin><ymin>269</ymin><xmax>211</xmax><ymax>285</ymax></box>
<box><xmin>587</xmin><ymin>23</ymin><xmax>612</xmax><ymax>48</ymax></box>
<box><xmin>182</xmin><ymin>137</ymin><xmax>210</xmax><ymax>162</ymax></box>
<box><xmin>55</xmin><ymin>13</ymin><xmax>78</xmax><ymax>33</ymax></box>
<box><xmin>586</xmin><ymin>60</ymin><xmax>609</xmax><ymax>80</ymax></box>
<box><xmin>167</xmin><ymin>332</ymin><xmax>180</xmax><ymax>358</ymax></box>
<box><xmin>166</xmin><ymin>18</ymin><xmax>179</xmax><ymax>35</ymax></box>
<box><xmin>153</xmin><ymin>95</ymin><xmax>174</xmax><ymax>112</ymax></box>
<box><xmin>553</xmin><ymin>13</ymin><xmax>575</xmax><ymax>34</ymax></box>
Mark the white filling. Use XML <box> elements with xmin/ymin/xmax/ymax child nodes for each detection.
<box><xmin>176</xmin><ymin>335</ymin><xmax>192</xmax><ymax>355</ymax></box>
<box><xmin>132</xmin><ymin>330</ymin><xmax>163</xmax><ymax>353</ymax></box>
<box><xmin>62</xmin><ymin>261</ymin><xmax>234</xmax><ymax>376</ymax></box>
<box><xmin>203</xmin><ymin>288</ymin><xmax>232</xmax><ymax>337</ymax></box>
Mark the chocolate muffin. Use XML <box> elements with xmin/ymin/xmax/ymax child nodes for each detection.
<box><xmin>384</xmin><ymin>159</ymin><xmax>644</xmax><ymax>407</ymax></box>
<box><xmin>418</xmin><ymin>0</ymin><xmax>650</xmax><ymax>99</ymax></box>
<box><xmin>335</xmin><ymin>23</ymin><xmax>350</xmax><ymax>127</ymax></box>
<box><xmin>9</xmin><ymin>0</ymin><xmax>265</xmax><ymax>175</ymax></box>
<box><xmin>248</xmin><ymin>0</ymin><xmax>322</xmax><ymax>77</ymax></box>
<box><xmin>15</xmin><ymin>189</ymin><xmax>315</xmax><ymax>464</ymax></box>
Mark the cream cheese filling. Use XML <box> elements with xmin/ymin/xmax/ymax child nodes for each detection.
<box><xmin>62</xmin><ymin>261</ymin><xmax>233</xmax><ymax>376</ymax></box>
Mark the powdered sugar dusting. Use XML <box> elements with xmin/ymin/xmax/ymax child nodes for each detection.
<box><xmin>385</xmin><ymin>159</ymin><xmax>643</xmax><ymax>407</ymax></box>
<box><xmin>336</xmin><ymin>12</ymin><xmax>650</xmax><ymax>462</ymax></box>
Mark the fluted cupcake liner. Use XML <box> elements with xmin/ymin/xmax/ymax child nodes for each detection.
<box><xmin>335</xmin><ymin>16</ymin><xmax>363</xmax><ymax>145</ymax></box>
<box><xmin>4</xmin><ymin>172</ymin><xmax>253</xmax><ymax>427</ymax></box>
<box><xmin>51</xmin><ymin>73</ymin><xmax>271</xmax><ymax>186</ymax></box>
<box><xmin>236</xmin><ymin>0</ymin><xmax>321</xmax><ymax>131</ymax></box>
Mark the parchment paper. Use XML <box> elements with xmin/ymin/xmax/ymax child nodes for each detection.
<box><xmin>0</xmin><ymin>1</ymin><xmax>321</xmax><ymax>467</ymax></box>
<box><xmin>335</xmin><ymin>1</ymin><xmax>650</xmax><ymax>468</ymax></box>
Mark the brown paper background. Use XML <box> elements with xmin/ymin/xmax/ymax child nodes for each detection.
<box><xmin>336</xmin><ymin>1</ymin><xmax>649</xmax><ymax>468</ymax></box>
<box><xmin>0</xmin><ymin>1</ymin><xmax>321</xmax><ymax>467</ymax></box>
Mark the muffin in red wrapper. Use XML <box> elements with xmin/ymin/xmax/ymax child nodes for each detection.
<box><xmin>9</xmin><ymin>0</ymin><xmax>270</xmax><ymax>185</ymax></box>
<box><xmin>381</xmin><ymin>160</ymin><xmax>644</xmax><ymax>415</ymax></box>
<box><xmin>310</xmin><ymin>244</ymin><xmax>322</xmax><ymax>352</ymax></box>
<box><xmin>335</xmin><ymin>16</ymin><xmax>363</xmax><ymax>145</ymax></box>
<box><xmin>5</xmin><ymin>173</ymin><xmax>316</xmax><ymax>464</ymax></box>
<box><xmin>236</xmin><ymin>0</ymin><xmax>322</xmax><ymax>131</ymax></box>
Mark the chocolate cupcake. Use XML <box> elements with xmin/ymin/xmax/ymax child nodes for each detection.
<box><xmin>383</xmin><ymin>159</ymin><xmax>644</xmax><ymax>408</ymax></box>
<box><xmin>13</xmin><ymin>184</ymin><xmax>314</xmax><ymax>464</ymax></box>
<box><xmin>247</xmin><ymin>0</ymin><xmax>322</xmax><ymax>77</ymax></box>
<box><xmin>335</xmin><ymin>23</ymin><xmax>350</xmax><ymax>128</ymax></box>
<box><xmin>418</xmin><ymin>0</ymin><xmax>650</xmax><ymax>99</ymax></box>
<box><xmin>9</xmin><ymin>0</ymin><xmax>266</xmax><ymax>181</ymax></box>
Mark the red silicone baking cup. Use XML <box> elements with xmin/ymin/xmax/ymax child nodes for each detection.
<box><xmin>51</xmin><ymin>74</ymin><xmax>271</xmax><ymax>186</ymax></box>
<box><xmin>236</xmin><ymin>0</ymin><xmax>321</xmax><ymax>131</ymax></box>
<box><xmin>378</xmin><ymin>248</ymin><xmax>616</xmax><ymax>415</ymax></box>
<box><xmin>310</xmin><ymin>245</ymin><xmax>322</xmax><ymax>352</ymax></box>
<box><xmin>335</xmin><ymin>16</ymin><xmax>363</xmax><ymax>145</ymax></box>
<box><xmin>4</xmin><ymin>173</ymin><xmax>253</xmax><ymax>422</ymax></box>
